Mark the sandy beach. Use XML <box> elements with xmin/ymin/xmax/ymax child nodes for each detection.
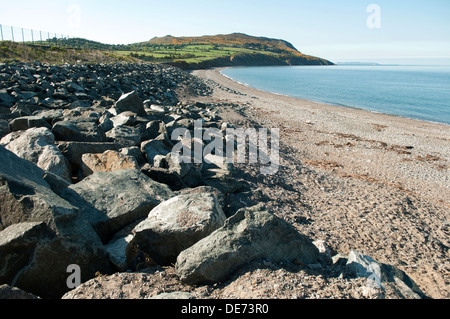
<box><xmin>185</xmin><ymin>67</ymin><xmax>450</xmax><ymax>298</ymax></box>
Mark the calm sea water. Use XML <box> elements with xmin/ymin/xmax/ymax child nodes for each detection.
<box><xmin>221</xmin><ymin>65</ymin><xmax>450</xmax><ymax>125</ymax></box>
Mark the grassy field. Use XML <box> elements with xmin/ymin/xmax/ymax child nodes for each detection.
<box><xmin>114</xmin><ymin>43</ymin><xmax>280</xmax><ymax>64</ymax></box>
<box><xmin>0</xmin><ymin>33</ymin><xmax>333</xmax><ymax>68</ymax></box>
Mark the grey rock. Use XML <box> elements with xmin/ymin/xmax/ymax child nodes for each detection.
<box><xmin>8</xmin><ymin>116</ymin><xmax>51</xmax><ymax>132</ymax></box>
<box><xmin>115</xmin><ymin>91</ymin><xmax>146</xmax><ymax>117</ymax></box>
<box><xmin>143</xmin><ymin>120</ymin><xmax>163</xmax><ymax>140</ymax></box>
<box><xmin>111</xmin><ymin>111</ymin><xmax>137</xmax><ymax>127</ymax></box>
<box><xmin>61</xmin><ymin>169</ymin><xmax>173</xmax><ymax>242</ymax></box>
<box><xmin>106</xmin><ymin>125</ymin><xmax>142</xmax><ymax>148</ymax></box>
<box><xmin>121</xmin><ymin>146</ymin><xmax>146</xmax><ymax>166</ymax></box>
<box><xmin>104</xmin><ymin>233</ymin><xmax>135</xmax><ymax>272</ymax></box>
<box><xmin>201</xmin><ymin>153</ymin><xmax>242</xmax><ymax>194</ymax></box>
<box><xmin>140</xmin><ymin>164</ymin><xmax>187</xmax><ymax>191</ymax></box>
<box><xmin>175</xmin><ymin>205</ymin><xmax>320</xmax><ymax>285</ymax></box>
<box><xmin>52</xmin><ymin>120</ymin><xmax>106</xmax><ymax>142</ymax></box>
<box><xmin>313</xmin><ymin>240</ymin><xmax>333</xmax><ymax>265</ymax></box>
<box><xmin>66</xmin><ymin>81</ymin><xmax>85</xmax><ymax>93</ymax></box>
<box><xmin>176</xmin><ymin>186</ymin><xmax>225</xmax><ymax>209</ymax></box>
<box><xmin>1</xmin><ymin>127</ymin><xmax>72</xmax><ymax>182</ymax></box>
<box><xmin>98</xmin><ymin>111</ymin><xmax>114</xmax><ymax>132</ymax></box>
<box><xmin>133</xmin><ymin>190</ymin><xmax>227</xmax><ymax>265</ymax></box>
<box><xmin>0</xmin><ymin>146</ymin><xmax>111</xmax><ymax>298</ymax></box>
<box><xmin>141</xmin><ymin>138</ymin><xmax>172</xmax><ymax>164</ymax></box>
<box><xmin>0</xmin><ymin>90</ymin><xmax>15</xmax><ymax>108</ymax></box>
<box><xmin>346</xmin><ymin>250</ymin><xmax>426</xmax><ymax>299</ymax></box>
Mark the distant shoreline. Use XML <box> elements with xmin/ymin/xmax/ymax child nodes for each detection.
<box><xmin>203</xmin><ymin>67</ymin><xmax>450</xmax><ymax>128</ymax></box>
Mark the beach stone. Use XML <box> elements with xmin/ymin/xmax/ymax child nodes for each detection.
<box><xmin>8</xmin><ymin>116</ymin><xmax>51</xmax><ymax>132</ymax></box>
<box><xmin>176</xmin><ymin>185</ymin><xmax>225</xmax><ymax>209</ymax></box>
<box><xmin>141</xmin><ymin>138</ymin><xmax>172</xmax><ymax>164</ymax></box>
<box><xmin>175</xmin><ymin>204</ymin><xmax>320</xmax><ymax>285</ymax></box>
<box><xmin>0</xmin><ymin>146</ymin><xmax>111</xmax><ymax>298</ymax></box>
<box><xmin>111</xmin><ymin>111</ymin><xmax>137</xmax><ymax>127</ymax></box>
<box><xmin>201</xmin><ymin>153</ymin><xmax>242</xmax><ymax>194</ymax></box>
<box><xmin>120</xmin><ymin>146</ymin><xmax>146</xmax><ymax>166</ymax></box>
<box><xmin>81</xmin><ymin>150</ymin><xmax>139</xmax><ymax>177</ymax></box>
<box><xmin>106</xmin><ymin>125</ymin><xmax>142</xmax><ymax>148</ymax></box>
<box><xmin>60</xmin><ymin>169</ymin><xmax>173</xmax><ymax>242</ymax></box>
<box><xmin>132</xmin><ymin>190</ymin><xmax>226</xmax><ymax>265</ymax></box>
<box><xmin>313</xmin><ymin>240</ymin><xmax>333</xmax><ymax>265</ymax></box>
<box><xmin>57</xmin><ymin>141</ymin><xmax>120</xmax><ymax>175</ymax></box>
<box><xmin>52</xmin><ymin>120</ymin><xmax>106</xmax><ymax>142</ymax></box>
<box><xmin>0</xmin><ymin>90</ymin><xmax>15</xmax><ymax>108</ymax></box>
<box><xmin>98</xmin><ymin>111</ymin><xmax>114</xmax><ymax>132</ymax></box>
<box><xmin>1</xmin><ymin>127</ymin><xmax>72</xmax><ymax>183</ymax></box>
<box><xmin>104</xmin><ymin>233</ymin><xmax>135</xmax><ymax>272</ymax></box>
<box><xmin>143</xmin><ymin>120</ymin><xmax>163</xmax><ymax>140</ymax></box>
<box><xmin>140</xmin><ymin>164</ymin><xmax>187</xmax><ymax>191</ymax></box>
<box><xmin>346</xmin><ymin>250</ymin><xmax>425</xmax><ymax>299</ymax></box>
<box><xmin>115</xmin><ymin>91</ymin><xmax>146</xmax><ymax>117</ymax></box>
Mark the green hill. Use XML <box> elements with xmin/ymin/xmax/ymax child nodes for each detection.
<box><xmin>128</xmin><ymin>33</ymin><xmax>334</xmax><ymax>68</ymax></box>
<box><xmin>1</xmin><ymin>33</ymin><xmax>334</xmax><ymax>69</ymax></box>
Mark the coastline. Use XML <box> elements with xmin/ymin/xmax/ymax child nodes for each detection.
<box><xmin>193</xmin><ymin>66</ymin><xmax>450</xmax><ymax>206</ymax></box>
<box><xmin>218</xmin><ymin>66</ymin><xmax>450</xmax><ymax>127</ymax></box>
<box><xmin>189</xmin><ymin>67</ymin><xmax>450</xmax><ymax>298</ymax></box>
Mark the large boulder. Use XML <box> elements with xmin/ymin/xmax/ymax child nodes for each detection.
<box><xmin>52</xmin><ymin>120</ymin><xmax>106</xmax><ymax>142</ymax></box>
<box><xmin>201</xmin><ymin>153</ymin><xmax>242</xmax><ymax>194</ymax></box>
<box><xmin>60</xmin><ymin>169</ymin><xmax>173</xmax><ymax>242</ymax></box>
<box><xmin>140</xmin><ymin>164</ymin><xmax>187</xmax><ymax>191</ymax></box>
<box><xmin>0</xmin><ymin>146</ymin><xmax>111</xmax><ymax>298</ymax></box>
<box><xmin>80</xmin><ymin>150</ymin><xmax>139</xmax><ymax>178</ymax></box>
<box><xmin>57</xmin><ymin>141</ymin><xmax>120</xmax><ymax>175</ymax></box>
<box><xmin>105</xmin><ymin>125</ymin><xmax>142</xmax><ymax>148</ymax></box>
<box><xmin>132</xmin><ymin>190</ymin><xmax>227</xmax><ymax>265</ymax></box>
<box><xmin>1</xmin><ymin>127</ymin><xmax>72</xmax><ymax>182</ymax></box>
<box><xmin>141</xmin><ymin>137</ymin><xmax>172</xmax><ymax>164</ymax></box>
<box><xmin>115</xmin><ymin>91</ymin><xmax>146</xmax><ymax>117</ymax></box>
<box><xmin>8</xmin><ymin>116</ymin><xmax>51</xmax><ymax>132</ymax></box>
<box><xmin>175</xmin><ymin>205</ymin><xmax>320</xmax><ymax>285</ymax></box>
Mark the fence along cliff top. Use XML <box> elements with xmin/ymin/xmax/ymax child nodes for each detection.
<box><xmin>0</xmin><ymin>24</ymin><xmax>75</xmax><ymax>47</ymax></box>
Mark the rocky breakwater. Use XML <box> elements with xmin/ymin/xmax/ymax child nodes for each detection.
<box><xmin>0</xmin><ymin>62</ymin><xmax>426</xmax><ymax>299</ymax></box>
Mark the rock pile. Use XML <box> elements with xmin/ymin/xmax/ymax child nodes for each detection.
<box><xmin>0</xmin><ymin>62</ymin><xmax>425</xmax><ymax>299</ymax></box>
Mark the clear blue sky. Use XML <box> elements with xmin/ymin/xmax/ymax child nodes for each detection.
<box><xmin>1</xmin><ymin>0</ymin><xmax>449</xmax><ymax>64</ymax></box>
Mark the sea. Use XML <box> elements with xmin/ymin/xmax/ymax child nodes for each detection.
<box><xmin>221</xmin><ymin>65</ymin><xmax>450</xmax><ymax>125</ymax></box>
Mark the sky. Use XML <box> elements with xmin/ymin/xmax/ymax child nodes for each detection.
<box><xmin>1</xmin><ymin>0</ymin><xmax>449</xmax><ymax>64</ymax></box>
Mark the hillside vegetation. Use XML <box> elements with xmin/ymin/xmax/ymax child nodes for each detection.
<box><xmin>0</xmin><ymin>41</ymin><xmax>140</xmax><ymax>65</ymax></box>
<box><xmin>0</xmin><ymin>33</ymin><xmax>333</xmax><ymax>69</ymax></box>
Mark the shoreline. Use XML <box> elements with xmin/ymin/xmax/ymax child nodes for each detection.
<box><xmin>217</xmin><ymin>66</ymin><xmax>450</xmax><ymax>128</ymax></box>
<box><xmin>194</xmin><ymin>67</ymin><xmax>450</xmax><ymax>205</ymax></box>
<box><xmin>190</xmin><ymin>66</ymin><xmax>449</xmax><ymax>298</ymax></box>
